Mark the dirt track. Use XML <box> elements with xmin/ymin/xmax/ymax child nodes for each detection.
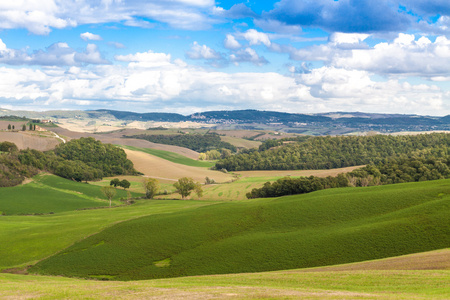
<box><xmin>124</xmin><ymin>148</ymin><xmax>234</xmax><ymax>183</ymax></box>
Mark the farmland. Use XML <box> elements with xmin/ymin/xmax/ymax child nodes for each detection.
<box><xmin>30</xmin><ymin>179</ymin><xmax>450</xmax><ymax>280</ymax></box>
<box><xmin>1</xmin><ymin>125</ymin><xmax>449</xmax><ymax>299</ymax></box>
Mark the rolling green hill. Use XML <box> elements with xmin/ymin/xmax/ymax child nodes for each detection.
<box><xmin>0</xmin><ymin>174</ymin><xmax>141</xmax><ymax>215</ymax></box>
<box><xmin>30</xmin><ymin>179</ymin><xmax>450</xmax><ymax>280</ymax></box>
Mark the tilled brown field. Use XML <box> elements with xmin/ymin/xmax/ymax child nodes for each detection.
<box><xmin>0</xmin><ymin>131</ymin><xmax>60</xmax><ymax>151</ymax></box>
<box><xmin>50</xmin><ymin>127</ymin><xmax>200</xmax><ymax>159</ymax></box>
<box><xmin>124</xmin><ymin>148</ymin><xmax>234</xmax><ymax>183</ymax></box>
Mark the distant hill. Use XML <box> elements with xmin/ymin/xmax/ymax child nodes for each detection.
<box><xmin>1</xmin><ymin>108</ymin><xmax>449</xmax><ymax>134</ymax></box>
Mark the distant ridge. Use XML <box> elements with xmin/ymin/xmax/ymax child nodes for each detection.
<box><xmin>0</xmin><ymin>108</ymin><xmax>449</xmax><ymax>133</ymax></box>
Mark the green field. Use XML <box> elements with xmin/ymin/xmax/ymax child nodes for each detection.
<box><xmin>0</xmin><ymin>199</ymin><xmax>214</xmax><ymax>269</ymax></box>
<box><xmin>0</xmin><ymin>174</ymin><xmax>142</xmax><ymax>215</ymax></box>
<box><xmin>30</xmin><ymin>179</ymin><xmax>450</xmax><ymax>280</ymax></box>
<box><xmin>119</xmin><ymin>145</ymin><xmax>215</xmax><ymax>168</ymax></box>
<box><xmin>1</xmin><ymin>268</ymin><xmax>448</xmax><ymax>299</ymax></box>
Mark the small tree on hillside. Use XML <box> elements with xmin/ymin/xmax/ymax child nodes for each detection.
<box><xmin>173</xmin><ymin>177</ymin><xmax>203</xmax><ymax>199</ymax></box>
<box><xmin>7</xmin><ymin>124</ymin><xmax>11</xmax><ymax>130</ymax></box>
<box><xmin>101</xmin><ymin>186</ymin><xmax>116</xmax><ymax>208</ymax></box>
<box><xmin>120</xmin><ymin>179</ymin><xmax>131</xmax><ymax>189</ymax></box>
<box><xmin>143</xmin><ymin>178</ymin><xmax>159</xmax><ymax>199</ymax></box>
<box><xmin>29</xmin><ymin>123</ymin><xmax>33</xmax><ymax>130</ymax></box>
<box><xmin>110</xmin><ymin>178</ymin><xmax>121</xmax><ymax>187</ymax></box>
<box><xmin>22</xmin><ymin>124</ymin><xmax>26</xmax><ymax>131</ymax></box>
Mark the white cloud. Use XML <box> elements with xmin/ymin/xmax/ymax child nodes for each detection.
<box><xmin>186</xmin><ymin>42</ymin><xmax>222</xmax><ymax>59</ymax></box>
<box><xmin>287</xmin><ymin>33</ymin><xmax>450</xmax><ymax>78</ymax></box>
<box><xmin>0</xmin><ymin>39</ymin><xmax>108</xmax><ymax>66</ymax></box>
<box><xmin>240</xmin><ymin>29</ymin><xmax>271</xmax><ymax>47</ymax></box>
<box><xmin>80</xmin><ymin>32</ymin><xmax>102</xmax><ymax>41</ymax></box>
<box><xmin>230</xmin><ymin>48</ymin><xmax>268</xmax><ymax>66</ymax></box>
<box><xmin>224</xmin><ymin>34</ymin><xmax>241</xmax><ymax>49</ymax></box>
<box><xmin>0</xmin><ymin>49</ymin><xmax>448</xmax><ymax>116</ymax></box>
<box><xmin>0</xmin><ymin>0</ymin><xmax>218</xmax><ymax>34</ymax></box>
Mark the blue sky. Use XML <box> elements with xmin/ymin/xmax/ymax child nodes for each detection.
<box><xmin>0</xmin><ymin>0</ymin><xmax>449</xmax><ymax>115</ymax></box>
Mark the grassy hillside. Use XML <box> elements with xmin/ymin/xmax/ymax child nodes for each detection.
<box><xmin>0</xmin><ymin>200</ymin><xmax>214</xmax><ymax>269</ymax></box>
<box><xmin>30</xmin><ymin>179</ymin><xmax>450</xmax><ymax>280</ymax></box>
<box><xmin>120</xmin><ymin>145</ymin><xmax>214</xmax><ymax>168</ymax></box>
<box><xmin>0</xmin><ymin>174</ymin><xmax>142</xmax><ymax>215</ymax></box>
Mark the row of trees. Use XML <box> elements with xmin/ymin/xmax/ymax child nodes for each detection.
<box><xmin>216</xmin><ymin>133</ymin><xmax>450</xmax><ymax>171</ymax></box>
<box><xmin>5</xmin><ymin>124</ymin><xmax>37</xmax><ymax>131</ymax></box>
<box><xmin>246</xmin><ymin>156</ymin><xmax>450</xmax><ymax>199</ymax></box>
<box><xmin>127</xmin><ymin>132</ymin><xmax>237</xmax><ymax>153</ymax></box>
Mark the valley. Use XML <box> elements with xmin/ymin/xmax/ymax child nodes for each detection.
<box><xmin>0</xmin><ymin>113</ymin><xmax>449</xmax><ymax>299</ymax></box>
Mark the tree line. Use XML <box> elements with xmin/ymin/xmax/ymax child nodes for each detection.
<box><xmin>0</xmin><ymin>138</ymin><xmax>137</xmax><ymax>186</ymax></box>
<box><xmin>127</xmin><ymin>132</ymin><xmax>237</xmax><ymax>153</ymax></box>
<box><xmin>246</xmin><ymin>155</ymin><xmax>450</xmax><ymax>199</ymax></box>
<box><xmin>216</xmin><ymin>133</ymin><xmax>450</xmax><ymax>171</ymax></box>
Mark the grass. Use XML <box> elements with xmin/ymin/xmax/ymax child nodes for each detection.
<box><xmin>0</xmin><ymin>174</ymin><xmax>142</xmax><ymax>215</ymax></box>
<box><xmin>0</xmin><ymin>200</ymin><xmax>215</xmax><ymax>269</ymax></box>
<box><xmin>120</xmin><ymin>145</ymin><xmax>214</xmax><ymax>168</ymax></box>
<box><xmin>30</xmin><ymin>179</ymin><xmax>450</xmax><ymax>280</ymax></box>
<box><xmin>0</xmin><ymin>269</ymin><xmax>448</xmax><ymax>299</ymax></box>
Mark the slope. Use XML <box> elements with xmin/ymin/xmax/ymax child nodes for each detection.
<box><xmin>30</xmin><ymin>179</ymin><xmax>450</xmax><ymax>280</ymax></box>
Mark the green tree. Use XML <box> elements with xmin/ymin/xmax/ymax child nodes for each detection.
<box><xmin>143</xmin><ymin>178</ymin><xmax>159</xmax><ymax>199</ymax></box>
<box><xmin>101</xmin><ymin>186</ymin><xmax>116</xmax><ymax>208</ymax></box>
<box><xmin>29</xmin><ymin>123</ymin><xmax>33</xmax><ymax>130</ymax></box>
<box><xmin>22</xmin><ymin>124</ymin><xmax>26</xmax><ymax>131</ymax></box>
<box><xmin>7</xmin><ymin>124</ymin><xmax>11</xmax><ymax>130</ymax></box>
<box><xmin>110</xmin><ymin>178</ymin><xmax>120</xmax><ymax>187</ymax></box>
<box><xmin>120</xmin><ymin>179</ymin><xmax>131</xmax><ymax>189</ymax></box>
<box><xmin>173</xmin><ymin>177</ymin><xmax>203</xmax><ymax>199</ymax></box>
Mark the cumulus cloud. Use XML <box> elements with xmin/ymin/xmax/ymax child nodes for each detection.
<box><xmin>285</xmin><ymin>33</ymin><xmax>450</xmax><ymax>78</ymax></box>
<box><xmin>80</xmin><ymin>32</ymin><xmax>102</xmax><ymax>41</ymax></box>
<box><xmin>267</xmin><ymin>0</ymin><xmax>413</xmax><ymax>33</ymax></box>
<box><xmin>230</xmin><ymin>48</ymin><xmax>269</xmax><ymax>66</ymax></box>
<box><xmin>0</xmin><ymin>49</ymin><xmax>447</xmax><ymax>115</ymax></box>
<box><xmin>224</xmin><ymin>34</ymin><xmax>241</xmax><ymax>49</ymax></box>
<box><xmin>186</xmin><ymin>42</ymin><xmax>222</xmax><ymax>60</ymax></box>
<box><xmin>239</xmin><ymin>29</ymin><xmax>272</xmax><ymax>47</ymax></box>
<box><xmin>0</xmin><ymin>39</ymin><xmax>109</xmax><ymax>66</ymax></box>
<box><xmin>0</xmin><ymin>0</ymin><xmax>220</xmax><ymax>34</ymax></box>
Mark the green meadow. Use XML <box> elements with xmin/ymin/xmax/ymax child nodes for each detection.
<box><xmin>0</xmin><ymin>174</ymin><xmax>142</xmax><ymax>215</ymax></box>
<box><xmin>120</xmin><ymin>145</ymin><xmax>215</xmax><ymax>168</ymax></box>
<box><xmin>0</xmin><ymin>199</ymin><xmax>214</xmax><ymax>269</ymax></box>
<box><xmin>30</xmin><ymin>179</ymin><xmax>450</xmax><ymax>280</ymax></box>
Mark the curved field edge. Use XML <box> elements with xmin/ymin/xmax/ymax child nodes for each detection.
<box><xmin>0</xmin><ymin>174</ymin><xmax>142</xmax><ymax>215</ymax></box>
<box><xmin>0</xmin><ymin>269</ymin><xmax>449</xmax><ymax>299</ymax></box>
<box><xmin>0</xmin><ymin>200</ymin><xmax>216</xmax><ymax>269</ymax></box>
<box><xmin>30</xmin><ymin>179</ymin><xmax>450</xmax><ymax>280</ymax></box>
<box><xmin>119</xmin><ymin>145</ymin><xmax>214</xmax><ymax>168</ymax></box>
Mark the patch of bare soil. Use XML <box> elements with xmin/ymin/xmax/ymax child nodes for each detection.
<box><xmin>49</xmin><ymin>127</ymin><xmax>200</xmax><ymax>159</ymax></box>
<box><xmin>237</xmin><ymin>166</ymin><xmax>365</xmax><ymax>178</ymax></box>
<box><xmin>0</xmin><ymin>131</ymin><xmax>60</xmax><ymax>151</ymax></box>
<box><xmin>298</xmin><ymin>249</ymin><xmax>450</xmax><ymax>272</ymax></box>
<box><xmin>124</xmin><ymin>149</ymin><xmax>233</xmax><ymax>183</ymax></box>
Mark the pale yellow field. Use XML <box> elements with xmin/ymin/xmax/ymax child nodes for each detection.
<box><xmin>0</xmin><ymin>131</ymin><xmax>61</xmax><ymax>151</ymax></box>
<box><xmin>124</xmin><ymin>148</ymin><xmax>234</xmax><ymax>184</ymax></box>
<box><xmin>237</xmin><ymin>165</ymin><xmax>364</xmax><ymax>179</ymax></box>
<box><xmin>220</xmin><ymin>135</ymin><xmax>262</xmax><ymax>149</ymax></box>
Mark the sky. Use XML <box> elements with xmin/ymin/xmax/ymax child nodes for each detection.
<box><xmin>0</xmin><ymin>1</ymin><xmax>449</xmax><ymax>116</ymax></box>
